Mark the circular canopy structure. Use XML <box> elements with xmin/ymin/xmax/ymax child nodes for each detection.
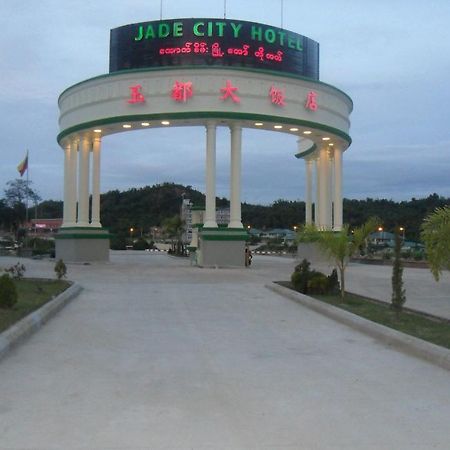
<box><xmin>58</xmin><ymin>17</ymin><xmax>351</xmax><ymax>152</ymax></box>
<box><xmin>56</xmin><ymin>18</ymin><xmax>353</xmax><ymax>264</ymax></box>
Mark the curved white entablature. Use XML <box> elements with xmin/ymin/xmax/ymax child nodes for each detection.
<box><xmin>58</xmin><ymin>66</ymin><xmax>352</xmax><ymax>157</ymax></box>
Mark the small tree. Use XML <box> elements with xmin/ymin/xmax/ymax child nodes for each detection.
<box><xmin>162</xmin><ymin>215</ymin><xmax>186</xmax><ymax>255</ymax></box>
<box><xmin>0</xmin><ymin>274</ymin><xmax>18</xmax><ymax>309</ymax></box>
<box><xmin>54</xmin><ymin>259</ymin><xmax>67</xmax><ymax>280</ymax></box>
<box><xmin>391</xmin><ymin>231</ymin><xmax>406</xmax><ymax>315</ymax></box>
<box><xmin>310</xmin><ymin>218</ymin><xmax>378</xmax><ymax>301</ymax></box>
<box><xmin>4</xmin><ymin>262</ymin><xmax>26</xmax><ymax>280</ymax></box>
<box><xmin>421</xmin><ymin>206</ymin><xmax>450</xmax><ymax>281</ymax></box>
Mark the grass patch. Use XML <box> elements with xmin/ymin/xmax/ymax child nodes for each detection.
<box><xmin>0</xmin><ymin>278</ymin><xmax>71</xmax><ymax>333</ymax></box>
<box><xmin>278</xmin><ymin>281</ymin><xmax>450</xmax><ymax>350</ymax></box>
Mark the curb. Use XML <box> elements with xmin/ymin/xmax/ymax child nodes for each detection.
<box><xmin>0</xmin><ymin>282</ymin><xmax>82</xmax><ymax>361</ymax></box>
<box><xmin>265</xmin><ymin>282</ymin><xmax>450</xmax><ymax>372</ymax></box>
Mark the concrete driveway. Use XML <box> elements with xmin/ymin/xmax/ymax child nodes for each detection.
<box><xmin>0</xmin><ymin>252</ymin><xmax>449</xmax><ymax>449</ymax></box>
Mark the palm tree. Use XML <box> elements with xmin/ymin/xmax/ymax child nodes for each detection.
<box><xmin>162</xmin><ymin>215</ymin><xmax>185</xmax><ymax>255</ymax></box>
<box><xmin>421</xmin><ymin>206</ymin><xmax>450</xmax><ymax>281</ymax></box>
<box><xmin>310</xmin><ymin>218</ymin><xmax>378</xmax><ymax>301</ymax></box>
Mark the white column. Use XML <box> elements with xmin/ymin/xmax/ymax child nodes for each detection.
<box><xmin>68</xmin><ymin>139</ymin><xmax>78</xmax><ymax>225</ymax></box>
<box><xmin>62</xmin><ymin>140</ymin><xmax>78</xmax><ymax>227</ymax></box>
<box><xmin>77</xmin><ymin>136</ymin><xmax>91</xmax><ymax>227</ymax></box>
<box><xmin>327</xmin><ymin>149</ymin><xmax>334</xmax><ymax>229</ymax></box>
<box><xmin>333</xmin><ymin>147</ymin><xmax>343</xmax><ymax>231</ymax></box>
<box><xmin>305</xmin><ymin>158</ymin><xmax>313</xmax><ymax>225</ymax></box>
<box><xmin>229</xmin><ymin>124</ymin><xmax>243</xmax><ymax>228</ymax></box>
<box><xmin>91</xmin><ymin>136</ymin><xmax>102</xmax><ymax>228</ymax></box>
<box><xmin>315</xmin><ymin>157</ymin><xmax>320</xmax><ymax>225</ymax></box>
<box><xmin>204</xmin><ymin>122</ymin><xmax>217</xmax><ymax>228</ymax></box>
<box><xmin>318</xmin><ymin>147</ymin><xmax>330</xmax><ymax>230</ymax></box>
<box><xmin>62</xmin><ymin>142</ymin><xmax>71</xmax><ymax>227</ymax></box>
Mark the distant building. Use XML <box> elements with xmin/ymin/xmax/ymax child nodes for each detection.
<box><xmin>180</xmin><ymin>199</ymin><xmax>230</xmax><ymax>243</ymax></box>
<box><xmin>28</xmin><ymin>218</ymin><xmax>63</xmax><ymax>236</ymax></box>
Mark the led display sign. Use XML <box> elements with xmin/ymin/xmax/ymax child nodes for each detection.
<box><xmin>110</xmin><ymin>18</ymin><xmax>319</xmax><ymax>79</ymax></box>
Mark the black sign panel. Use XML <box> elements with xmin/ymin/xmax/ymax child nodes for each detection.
<box><xmin>109</xmin><ymin>18</ymin><xmax>319</xmax><ymax>79</ymax></box>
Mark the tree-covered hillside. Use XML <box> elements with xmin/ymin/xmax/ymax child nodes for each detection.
<box><xmin>2</xmin><ymin>179</ymin><xmax>449</xmax><ymax>242</ymax></box>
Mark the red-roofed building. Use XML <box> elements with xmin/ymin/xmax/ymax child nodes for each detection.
<box><xmin>28</xmin><ymin>218</ymin><xmax>63</xmax><ymax>236</ymax></box>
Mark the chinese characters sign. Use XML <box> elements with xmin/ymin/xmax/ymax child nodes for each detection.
<box><xmin>127</xmin><ymin>85</ymin><xmax>145</xmax><ymax>104</ymax></box>
<box><xmin>110</xmin><ymin>18</ymin><xmax>319</xmax><ymax>79</ymax></box>
<box><xmin>127</xmin><ymin>82</ymin><xmax>318</xmax><ymax>111</ymax></box>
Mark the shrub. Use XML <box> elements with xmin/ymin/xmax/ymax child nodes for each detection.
<box><xmin>133</xmin><ymin>237</ymin><xmax>150</xmax><ymax>250</ymax></box>
<box><xmin>291</xmin><ymin>259</ymin><xmax>341</xmax><ymax>296</ymax></box>
<box><xmin>54</xmin><ymin>259</ymin><xmax>67</xmax><ymax>280</ymax></box>
<box><xmin>110</xmin><ymin>235</ymin><xmax>127</xmax><ymax>250</ymax></box>
<box><xmin>4</xmin><ymin>262</ymin><xmax>26</xmax><ymax>280</ymax></box>
<box><xmin>30</xmin><ymin>237</ymin><xmax>55</xmax><ymax>256</ymax></box>
<box><xmin>291</xmin><ymin>259</ymin><xmax>313</xmax><ymax>293</ymax></box>
<box><xmin>401</xmin><ymin>250</ymin><xmax>412</xmax><ymax>259</ymax></box>
<box><xmin>307</xmin><ymin>273</ymin><xmax>329</xmax><ymax>294</ymax></box>
<box><xmin>327</xmin><ymin>269</ymin><xmax>340</xmax><ymax>295</ymax></box>
<box><xmin>0</xmin><ymin>274</ymin><xmax>18</xmax><ymax>309</ymax></box>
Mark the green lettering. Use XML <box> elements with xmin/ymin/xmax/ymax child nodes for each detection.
<box><xmin>158</xmin><ymin>23</ymin><xmax>170</xmax><ymax>38</ymax></box>
<box><xmin>216</xmin><ymin>21</ymin><xmax>226</xmax><ymax>37</ymax></box>
<box><xmin>145</xmin><ymin>25</ymin><xmax>155</xmax><ymax>40</ymax></box>
<box><xmin>251</xmin><ymin>25</ymin><xmax>263</xmax><ymax>41</ymax></box>
<box><xmin>288</xmin><ymin>36</ymin><xmax>296</xmax><ymax>49</ymax></box>
<box><xmin>296</xmin><ymin>37</ymin><xmax>303</xmax><ymax>51</ymax></box>
<box><xmin>230</xmin><ymin>22</ymin><xmax>242</xmax><ymax>38</ymax></box>
<box><xmin>277</xmin><ymin>31</ymin><xmax>286</xmax><ymax>45</ymax></box>
<box><xmin>134</xmin><ymin>25</ymin><xmax>144</xmax><ymax>41</ymax></box>
<box><xmin>193</xmin><ymin>21</ymin><xmax>205</xmax><ymax>36</ymax></box>
<box><xmin>173</xmin><ymin>21</ymin><xmax>183</xmax><ymax>37</ymax></box>
<box><xmin>265</xmin><ymin>28</ymin><xmax>276</xmax><ymax>44</ymax></box>
<box><xmin>207</xmin><ymin>21</ymin><xmax>213</xmax><ymax>36</ymax></box>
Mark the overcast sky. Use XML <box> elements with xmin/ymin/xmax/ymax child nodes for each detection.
<box><xmin>1</xmin><ymin>0</ymin><xmax>449</xmax><ymax>205</ymax></box>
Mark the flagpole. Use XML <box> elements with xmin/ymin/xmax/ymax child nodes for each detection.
<box><xmin>25</xmin><ymin>149</ymin><xmax>29</xmax><ymax>226</ymax></box>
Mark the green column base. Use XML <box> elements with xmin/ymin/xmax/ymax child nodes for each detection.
<box><xmin>55</xmin><ymin>227</ymin><xmax>111</xmax><ymax>262</ymax></box>
<box><xmin>197</xmin><ymin>228</ymin><xmax>248</xmax><ymax>268</ymax></box>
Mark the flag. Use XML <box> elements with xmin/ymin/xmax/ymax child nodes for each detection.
<box><xmin>17</xmin><ymin>152</ymin><xmax>28</xmax><ymax>177</ymax></box>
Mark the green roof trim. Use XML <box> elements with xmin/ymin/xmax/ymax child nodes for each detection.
<box><xmin>200</xmin><ymin>234</ymin><xmax>248</xmax><ymax>241</ymax></box>
<box><xmin>55</xmin><ymin>233</ymin><xmax>112</xmax><ymax>240</ymax></box>
<box><xmin>295</xmin><ymin>144</ymin><xmax>318</xmax><ymax>159</ymax></box>
<box><xmin>59</xmin><ymin>226</ymin><xmax>107</xmax><ymax>231</ymax></box>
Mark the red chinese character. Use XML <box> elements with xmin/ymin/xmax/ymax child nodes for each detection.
<box><xmin>269</xmin><ymin>85</ymin><xmax>286</xmax><ymax>106</ymax></box>
<box><xmin>127</xmin><ymin>84</ymin><xmax>145</xmax><ymax>104</ymax></box>
<box><xmin>305</xmin><ymin>91</ymin><xmax>318</xmax><ymax>111</ymax></box>
<box><xmin>171</xmin><ymin>81</ymin><xmax>193</xmax><ymax>103</ymax></box>
<box><xmin>220</xmin><ymin>80</ymin><xmax>240</xmax><ymax>103</ymax></box>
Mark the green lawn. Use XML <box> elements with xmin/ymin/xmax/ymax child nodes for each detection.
<box><xmin>0</xmin><ymin>278</ymin><xmax>71</xmax><ymax>333</ymax></box>
<box><xmin>313</xmin><ymin>292</ymin><xmax>450</xmax><ymax>350</ymax></box>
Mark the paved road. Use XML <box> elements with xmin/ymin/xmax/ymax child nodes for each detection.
<box><xmin>0</xmin><ymin>252</ymin><xmax>450</xmax><ymax>449</ymax></box>
<box><xmin>345</xmin><ymin>262</ymin><xmax>450</xmax><ymax>320</ymax></box>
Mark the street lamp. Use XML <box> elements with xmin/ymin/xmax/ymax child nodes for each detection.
<box><xmin>378</xmin><ymin>226</ymin><xmax>384</xmax><ymax>243</ymax></box>
<box><xmin>293</xmin><ymin>225</ymin><xmax>298</xmax><ymax>232</ymax></box>
<box><xmin>399</xmin><ymin>227</ymin><xmax>405</xmax><ymax>241</ymax></box>
<box><xmin>130</xmin><ymin>227</ymin><xmax>134</xmax><ymax>240</ymax></box>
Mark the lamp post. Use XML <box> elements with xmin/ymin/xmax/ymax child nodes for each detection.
<box><xmin>399</xmin><ymin>226</ymin><xmax>405</xmax><ymax>241</ymax></box>
<box><xmin>130</xmin><ymin>227</ymin><xmax>134</xmax><ymax>240</ymax></box>
<box><xmin>378</xmin><ymin>226</ymin><xmax>384</xmax><ymax>244</ymax></box>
